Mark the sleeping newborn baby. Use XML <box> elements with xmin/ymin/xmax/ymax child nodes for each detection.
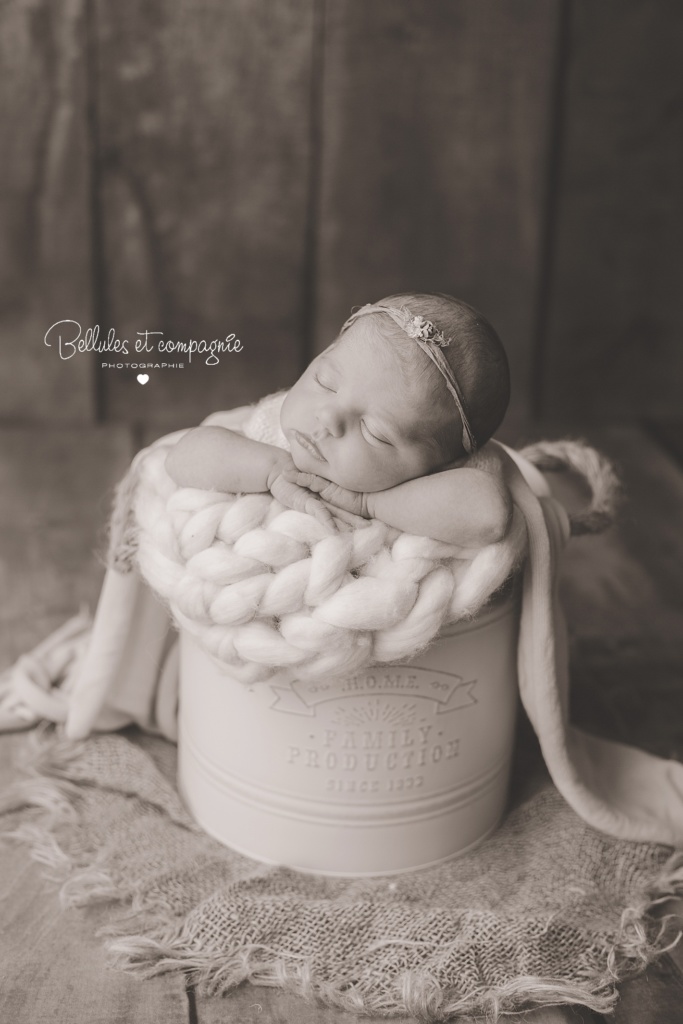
<box><xmin>166</xmin><ymin>293</ymin><xmax>512</xmax><ymax>549</ymax></box>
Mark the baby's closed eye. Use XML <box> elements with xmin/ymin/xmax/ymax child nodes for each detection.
<box><xmin>313</xmin><ymin>373</ymin><xmax>336</xmax><ymax>392</ymax></box>
<box><xmin>361</xmin><ymin>420</ymin><xmax>391</xmax><ymax>446</ymax></box>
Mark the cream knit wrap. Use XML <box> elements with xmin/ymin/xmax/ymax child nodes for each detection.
<box><xmin>128</xmin><ymin>392</ymin><xmax>609</xmax><ymax>684</ymax></box>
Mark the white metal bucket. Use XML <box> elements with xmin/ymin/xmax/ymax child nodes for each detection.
<box><xmin>178</xmin><ymin>591</ymin><xmax>520</xmax><ymax>876</ymax></box>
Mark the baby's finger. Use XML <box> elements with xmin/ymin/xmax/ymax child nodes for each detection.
<box><xmin>269</xmin><ymin>475</ymin><xmax>308</xmax><ymax>512</ymax></box>
<box><xmin>283</xmin><ymin>469</ymin><xmax>328</xmax><ymax>493</ymax></box>
<box><xmin>306</xmin><ymin>497</ymin><xmax>338</xmax><ymax>532</ymax></box>
<box><xmin>321</xmin><ymin>501</ymin><xmax>367</xmax><ymax>530</ymax></box>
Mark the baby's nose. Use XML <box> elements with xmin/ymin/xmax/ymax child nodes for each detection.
<box><xmin>316</xmin><ymin>403</ymin><xmax>345</xmax><ymax>438</ymax></box>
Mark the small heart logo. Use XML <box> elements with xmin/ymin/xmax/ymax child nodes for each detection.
<box><xmin>137</xmin><ymin>374</ymin><xmax>149</xmax><ymax>385</ymax></box>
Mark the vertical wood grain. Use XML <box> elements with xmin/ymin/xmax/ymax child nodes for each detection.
<box><xmin>0</xmin><ymin>0</ymin><xmax>94</xmax><ymax>422</ymax></box>
<box><xmin>94</xmin><ymin>0</ymin><xmax>317</xmax><ymax>431</ymax></box>
<box><xmin>540</xmin><ymin>1</ymin><xmax>683</xmax><ymax>420</ymax></box>
<box><xmin>314</xmin><ymin>0</ymin><xmax>561</xmax><ymax>436</ymax></box>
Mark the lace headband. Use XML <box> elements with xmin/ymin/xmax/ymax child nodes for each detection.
<box><xmin>341</xmin><ymin>303</ymin><xmax>477</xmax><ymax>455</ymax></box>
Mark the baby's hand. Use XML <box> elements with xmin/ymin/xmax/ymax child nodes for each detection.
<box><xmin>282</xmin><ymin>470</ymin><xmax>370</xmax><ymax>528</ymax></box>
<box><xmin>267</xmin><ymin>459</ymin><xmax>338</xmax><ymax>532</ymax></box>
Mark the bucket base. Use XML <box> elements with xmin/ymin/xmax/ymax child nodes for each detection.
<box><xmin>178</xmin><ymin>595</ymin><xmax>519</xmax><ymax>876</ymax></box>
<box><xmin>179</xmin><ymin>720</ymin><xmax>511</xmax><ymax>876</ymax></box>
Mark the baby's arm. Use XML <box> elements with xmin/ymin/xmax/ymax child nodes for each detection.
<box><xmin>165</xmin><ymin>426</ymin><xmax>338</xmax><ymax>530</ymax></box>
<box><xmin>368</xmin><ymin>454</ymin><xmax>511</xmax><ymax>547</ymax></box>
<box><xmin>290</xmin><ymin>448</ymin><xmax>511</xmax><ymax>547</ymax></box>
<box><xmin>165</xmin><ymin>426</ymin><xmax>289</xmax><ymax>492</ymax></box>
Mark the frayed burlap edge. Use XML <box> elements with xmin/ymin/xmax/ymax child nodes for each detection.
<box><xmin>2</xmin><ymin>728</ymin><xmax>682</xmax><ymax>1023</ymax></box>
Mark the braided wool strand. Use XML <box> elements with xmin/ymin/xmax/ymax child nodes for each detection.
<box><xmin>132</xmin><ymin>440</ymin><xmax>527</xmax><ymax>683</ymax></box>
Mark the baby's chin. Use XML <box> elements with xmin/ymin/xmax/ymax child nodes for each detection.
<box><xmin>288</xmin><ymin>442</ymin><xmax>411</xmax><ymax>492</ymax></box>
<box><xmin>289</xmin><ymin>447</ymin><xmax>328</xmax><ymax>477</ymax></box>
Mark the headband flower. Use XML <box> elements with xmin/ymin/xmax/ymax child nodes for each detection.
<box><xmin>402</xmin><ymin>313</ymin><xmax>451</xmax><ymax>348</ymax></box>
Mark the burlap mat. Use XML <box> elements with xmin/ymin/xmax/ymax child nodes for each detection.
<box><xmin>2</xmin><ymin>721</ymin><xmax>681</xmax><ymax>1022</ymax></box>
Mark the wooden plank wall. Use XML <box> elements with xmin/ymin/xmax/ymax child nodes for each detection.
<box><xmin>0</xmin><ymin>0</ymin><xmax>94</xmax><ymax>422</ymax></box>
<box><xmin>94</xmin><ymin>0</ymin><xmax>317</xmax><ymax>430</ymax></box>
<box><xmin>541</xmin><ymin>0</ymin><xmax>683</xmax><ymax>421</ymax></box>
<box><xmin>315</xmin><ymin>0</ymin><xmax>560</xmax><ymax>440</ymax></box>
<box><xmin>1</xmin><ymin>0</ymin><xmax>681</xmax><ymax>433</ymax></box>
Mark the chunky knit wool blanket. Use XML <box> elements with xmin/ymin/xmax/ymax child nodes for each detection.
<box><xmin>133</xmin><ymin>392</ymin><xmax>529</xmax><ymax>684</ymax></box>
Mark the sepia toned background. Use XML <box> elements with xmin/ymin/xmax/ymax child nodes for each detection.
<box><xmin>1</xmin><ymin>0</ymin><xmax>681</xmax><ymax>437</ymax></box>
<box><xmin>2</xmin><ymin>5</ymin><xmax>683</xmax><ymax>1023</ymax></box>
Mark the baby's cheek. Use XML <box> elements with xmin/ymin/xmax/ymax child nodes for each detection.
<box><xmin>338</xmin><ymin>452</ymin><xmax>380</xmax><ymax>491</ymax></box>
<box><xmin>340</xmin><ymin>458</ymin><xmax>400</xmax><ymax>493</ymax></box>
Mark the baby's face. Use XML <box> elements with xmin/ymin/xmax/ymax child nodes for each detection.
<box><xmin>280</xmin><ymin>320</ymin><xmax>448</xmax><ymax>492</ymax></box>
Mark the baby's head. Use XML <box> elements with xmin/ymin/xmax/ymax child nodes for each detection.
<box><xmin>280</xmin><ymin>292</ymin><xmax>509</xmax><ymax>492</ymax></box>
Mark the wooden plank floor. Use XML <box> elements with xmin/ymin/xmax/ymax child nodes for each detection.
<box><xmin>1</xmin><ymin>422</ymin><xmax>682</xmax><ymax>1023</ymax></box>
